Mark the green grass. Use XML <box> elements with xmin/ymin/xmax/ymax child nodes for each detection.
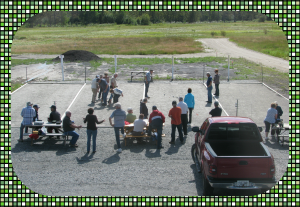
<box><xmin>11</xmin><ymin>82</ymin><xmax>23</xmax><ymax>92</ymax></box>
<box><xmin>12</xmin><ymin>21</ymin><xmax>288</xmax><ymax>59</ymax></box>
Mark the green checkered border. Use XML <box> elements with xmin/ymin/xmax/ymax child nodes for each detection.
<box><xmin>1</xmin><ymin>0</ymin><xmax>298</xmax><ymax>206</ymax></box>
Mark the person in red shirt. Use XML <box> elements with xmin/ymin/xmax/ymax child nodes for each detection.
<box><xmin>168</xmin><ymin>101</ymin><xmax>184</xmax><ymax>144</ymax></box>
<box><xmin>148</xmin><ymin>105</ymin><xmax>165</xmax><ymax>149</ymax></box>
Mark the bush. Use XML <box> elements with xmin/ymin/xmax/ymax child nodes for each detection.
<box><xmin>263</xmin><ymin>29</ymin><xmax>268</xmax><ymax>34</ymax></box>
<box><xmin>211</xmin><ymin>31</ymin><xmax>217</xmax><ymax>37</ymax></box>
<box><xmin>141</xmin><ymin>14</ymin><xmax>151</xmax><ymax>25</ymax></box>
<box><xmin>258</xmin><ymin>16</ymin><xmax>265</xmax><ymax>22</ymax></box>
<box><xmin>220</xmin><ymin>31</ymin><xmax>226</xmax><ymax>37</ymax></box>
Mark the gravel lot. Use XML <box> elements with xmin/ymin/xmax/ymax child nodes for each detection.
<box><xmin>11</xmin><ymin>80</ymin><xmax>289</xmax><ymax>196</ymax></box>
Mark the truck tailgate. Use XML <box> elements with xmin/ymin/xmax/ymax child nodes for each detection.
<box><xmin>217</xmin><ymin>157</ymin><xmax>271</xmax><ymax>179</ymax></box>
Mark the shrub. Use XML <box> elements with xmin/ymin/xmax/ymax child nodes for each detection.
<box><xmin>141</xmin><ymin>14</ymin><xmax>151</xmax><ymax>25</ymax></box>
<box><xmin>220</xmin><ymin>31</ymin><xmax>226</xmax><ymax>37</ymax></box>
<box><xmin>263</xmin><ymin>28</ymin><xmax>268</xmax><ymax>34</ymax></box>
<box><xmin>211</xmin><ymin>31</ymin><xmax>217</xmax><ymax>37</ymax></box>
<box><xmin>258</xmin><ymin>16</ymin><xmax>265</xmax><ymax>22</ymax></box>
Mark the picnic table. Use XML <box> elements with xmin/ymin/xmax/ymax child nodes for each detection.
<box><xmin>271</xmin><ymin>121</ymin><xmax>289</xmax><ymax>146</ymax></box>
<box><xmin>123</xmin><ymin>119</ymin><xmax>165</xmax><ymax>146</ymax></box>
<box><xmin>25</xmin><ymin>121</ymin><xmax>68</xmax><ymax>145</ymax></box>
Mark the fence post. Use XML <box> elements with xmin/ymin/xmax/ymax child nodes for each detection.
<box><xmin>26</xmin><ymin>67</ymin><xmax>27</xmax><ymax>82</ymax></box>
<box><xmin>227</xmin><ymin>55</ymin><xmax>230</xmax><ymax>82</ymax></box>
<box><xmin>203</xmin><ymin>65</ymin><xmax>205</xmax><ymax>84</ymax></box>
<box><xmin>85</xmin><ymin>66</ymin><xmax>86</xmax><ymax>83</ymax></box>
<box><xmin>171</xmin><ymin>55</ymin><xmax>174</xmax><ymax>81</ymax></box>
<box><xmin>261</xmin><ymin>65</ymin><xmax>263</xmax><ymax>83</ymax></box>
<box><xmin>235</xmin><ymin>99</ymin><xmax>238</xmax><ymax>116</ymax></box>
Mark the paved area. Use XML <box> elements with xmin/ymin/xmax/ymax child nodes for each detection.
<box><xmin>11</xmin><ymin>80</ymin><xmax>289</xmax><ymax>196</ymax></box>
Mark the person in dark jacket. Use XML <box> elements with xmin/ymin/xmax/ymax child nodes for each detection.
<box><xmin>83</xmin><ymin>108</ymin><xmax>105</xmax><ymax>153</ymax></box>
<box><xmin>140</xmin><ymin>98</ymin><xmax>149</xmax><ymax>119</ymax></box>
<box><xmin>209</xmin><ymin>101</ymin><xmax>222</xmax><ymax>117</ymax></box>
<box><xmin>47</xmin><ymin>105</ymin><xmax>61</xmax><ymax>139</ymax></box>
<box><xmin>213</xmin><ymin>69</ymin><xmax>220</xmax><ymax>96</ymax></box>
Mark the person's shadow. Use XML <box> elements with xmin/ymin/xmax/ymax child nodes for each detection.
<box><xmin>102</xmin><ymin>153</ymin><xmax>120</xmax><ymax>164</ymax></box>
<box><xmin>76</xmin><ymin>152</ymin><xmax>95</xmax><ymax>164</ymax></box>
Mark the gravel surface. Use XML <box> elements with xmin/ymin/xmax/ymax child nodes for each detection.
<box><xmin>11</xmin><ymin>81</ymin><xmax>289</xmax><ymax>196</ymax></box>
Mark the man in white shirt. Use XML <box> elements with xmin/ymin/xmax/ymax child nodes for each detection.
<box><xmin>177</xmin><ymin>97</ymin><xmax>188</xmax><ymax>136</ymax></box>
<box><xmin>133</xmin><ymin>114</ymin><xmax>147</xmax><ymax>143</ymax></box>
<box><xmin>91</xmin><ymin>75</ymin><xmax>99</xmax><ymax>103</ymax></box>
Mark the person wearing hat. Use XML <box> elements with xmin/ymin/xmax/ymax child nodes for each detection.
<box><xmin>125</xmin><ymin>107</ymin><xmax>137</xmax><ymax>124</ymax></box>
<box><xmin>168</xmin><ymin>101</ymin><xmax>184</xmax><ymax>144</ymax></box>
<box><xmin>206</xmin><ymin>72</ymin><xmax>213</xmax><ymax>103</ymax></box>
<box><xmin>109</xmin><ymin>102</ymin><xmax>127</xmax><ymax>153</ymax></box>
<box><xmin>19</xmin><ymin>102</ymin><xmax>36</xmax><ymax>142</ymax></box>
<box><xmin>144</xmin><ymin>69</ymin><xmax>153</xmax><ymax>98</ymax></box>
<box><xmin>91</xmin><ymin>75</ymin><xmax>100</xmax><ymax>103</ymax></box>
<box><xmin>140</xmin><ymin>98</ymin><xmax>149</xmax><ymax>119</ymax></box>
<box><xmin>47</xmin><ymin>105</ymin><xmax>61</xmax><ymax>139</ymax></box>
<box><xmin>148</xmin><ymin>105</ymin><xmax>165</xmax><ymax>149</ymax></box>
<box><xmin>209</xmin><ymin>101</ymin><xmax>222</xmax><ymax>117</ymax></box>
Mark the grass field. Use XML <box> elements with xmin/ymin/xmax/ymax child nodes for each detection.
<box><xmin>12</xmin><ymin>21</ymin><xmax>288</xmax><ymax>60</ymax></box>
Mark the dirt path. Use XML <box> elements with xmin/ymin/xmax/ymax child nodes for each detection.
<box><xmin>12</xmin><ymin>38</ymin><xmax>289</xmax><ymax>73</ymax></box>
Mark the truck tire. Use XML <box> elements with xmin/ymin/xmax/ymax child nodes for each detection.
<box><xmin>202</xmin><ymin>174</ymin><xmax>214</xmax><ymax>196</ymax></box>
<box><xmin>191</xmin><ymin>144</ymin><xmax>202</xmax><ymax>173</ymax></box>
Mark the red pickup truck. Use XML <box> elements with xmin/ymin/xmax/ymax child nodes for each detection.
<box><xmin>191</xmin><ymin>117</ymin><xmax>276</xmax><ymax>196</ymax></box>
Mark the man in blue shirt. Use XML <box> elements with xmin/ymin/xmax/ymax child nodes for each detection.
<box><xmin>144</xmin><ymin>69</ymin><xmax>153</xmax><ymax>98</ymax></box>
<box><xmin>99</xmin><ymin>78</ymin><xmax>110</xmax><ymax>106</ymax></box>
<box><xmin>109</xmin><ymin>103</ymin><xmax>127</xmax><ymax>153</ymax></box>
<box><xmin>206</xmin><ymin>72</ymin><xmax>213</xmax><ymax>103</ymax></box>
<box><xmin>19</xmin><ymin>102</ymin><xmax>36</xmax><ymax>142</ymax></box>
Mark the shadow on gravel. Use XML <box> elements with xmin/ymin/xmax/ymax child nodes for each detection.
<box><xmin>145</xmin><ymin>148</ymin><xmax>161</xmax><ymax>158</ymax></box>
<box><xmin>164</xmin><ymin>139</ymin><xmax>183</xmax><ymax>155</ymax></box>
<box><xmin>190</xmin><ymin>164</ymin><xmax>203</xmax><ymax>196</ymax></box>
<box><xmin>263</xmin><ymin>139</ymin><xmax>289</xmax><ymax>151</ymax></box>
<box><xmin>102</xmin><ymin>153</ymin><xmax>120</xmax><ymax>164</ymax></box>
<box><xmin>76</xmin><ymin>152</ymin><xmax>95</xmax><ymax>164</ymax></box>
<box><xmin>11</xmin><ymin>138</ymin><xmax>70</xmax><ymax>154</ymax></box>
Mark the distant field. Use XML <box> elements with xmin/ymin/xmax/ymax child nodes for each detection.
<box><xmin>12</xmin><ymin>21</ymin><xmax>288</xmax><ymax>60</ymax></box>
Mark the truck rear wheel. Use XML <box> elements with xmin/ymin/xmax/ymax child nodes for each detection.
<box><xmin>202</xmin><ymin>174</ymin><xmax>214</xmax><ymax>196</ymax></box>
<box><xmin>191</xmin><ymin>144</ymin><xmax>201</xmax><ymax>173</ymax></box>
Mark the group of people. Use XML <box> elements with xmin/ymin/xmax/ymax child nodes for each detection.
<box><xmin>19</xmin><ymin>69</ymin><xmax>224</xmax><ymax>153</ymax></box>
<box><xmin>206</xmin><ymin>69</ymin><xmax>220</xmax><ymax>103</ymax></box>
<box><xmin>91</xmin><ymin>73</ymin><xmax>122</xmax><ymax>106</ymax></box>
<box><xmin>263</xmin><ymin>101</ymin><xmax>283</xmax><ymax>141</ymax></box>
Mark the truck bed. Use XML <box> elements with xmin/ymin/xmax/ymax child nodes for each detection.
<box><xmin>208</xmin><ymin>141</ymin><xmax>268</xmax><ymax>156</ymax></box>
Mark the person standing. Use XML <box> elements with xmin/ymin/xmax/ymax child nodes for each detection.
<box><xmin>271</xmin><ymin>101</ymin><xmax>284</xmax><ymax>136</ymax></box>
<box><xmin>91</xmin><ymin>75</ymin><xmax>99</xmax><ymax>103</ymax></box>
<box><xmin>144</xmin><ymin>69</ymin><xmax>153</xmax><ymax>98</ymax></box>
<box><xmin>19</xmin><ymin>102</ymin><xmax>36</xmax><ymax>142</ymax></box>
<box><xmin>99</xmin><ymin>78</ymin><xmax>110</xmax><ymax>106</ymax></box>
<box><xmin>83</xmin><ymin>108</ymin><xmax>105</xmax><ymax>153</ymax></box>
<box><xmin>47</xmin><ymin>105</ymin><xmax>61</xmax><ymax>139</ymax></box>
<box><xmin>148</xmin><ymin>106</ymin><xmax>165</xmax><ymax>149</ymax></box>
<box><xmin>98</xmin><ymin>74</ymin><xmax>103</xmax><ymax>101</ymax></box>
<box><xmin>274</xmin><ymin>101</ymin><xmax>283</xmax><ymax>121</ymax></box>
<box><xmin>168</xmin><ymin>101</ymin><xmax>184</xmax><ymax>144</ymax></box>
<box><xmin>206</xmin><ymin>72</ymin><xmax>213</xmax><ymax>103</ymax></box>
<box><xmin>209</xmin><ymin>101</ymin><xmax>222</xmax><ymax>117</ymax></box>
<box><xmin>140</xmin><ymin>98</ymin><xmax>149</xmax><ymax>119</ymax></box>
<box><xmin>263</xmin><ymin>103</ymin><xmax>278</xmax><ymax>141</ymax></box>
<box><xmin>213</xmin><ymin>69</ymin><xmax>220</xmax><ymax>96</ymax></box>
<box><xmin>109</xmin><ymin>103</ymin><xmax>127</xmax><ymax>153</ymax></box>
<box><xmin>184</xmin><ymin>88</ymin><xmax>195</xmax><ymax>124</ymax></box>
<box><xmin>108</xmin><ymin>73</ymin><xmax>118</xmax><ymax>104</ymax></box>
<box><xmin>177</xmin><ymin>97</ymin><xmax>188</xmax><ymax>136</ymax></box>
<box><xmin>63</xmin><ymin>111</ymin><xmax>82</xmax><ymax>147</ymax></box>
<box><xmin>126</xmin><ymin>107</ymin><xmax>137</xmax><ymax>123</ymax></box>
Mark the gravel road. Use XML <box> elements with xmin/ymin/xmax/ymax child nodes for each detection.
<box><xmin>11</xmin><ymin>81</ymin><xmax>289</xmax><ymax>196</ymax></box>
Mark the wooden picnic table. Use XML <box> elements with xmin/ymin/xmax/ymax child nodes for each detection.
<box><xmin>123</xmin><ymin>119</ymin><xmax>165</xmax><ymax>146</ymax></box>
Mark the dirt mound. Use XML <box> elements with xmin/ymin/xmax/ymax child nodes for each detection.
<box><xmin>52</xmin><ymin>50</ymin><xmax>101</xmax><ymax>62</ymax></box>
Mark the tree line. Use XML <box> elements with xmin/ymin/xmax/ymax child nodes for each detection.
<box><xmin>24</xmin><ymin>11</ymin><xmax>272</xmax><ymax>27</ymax></box>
